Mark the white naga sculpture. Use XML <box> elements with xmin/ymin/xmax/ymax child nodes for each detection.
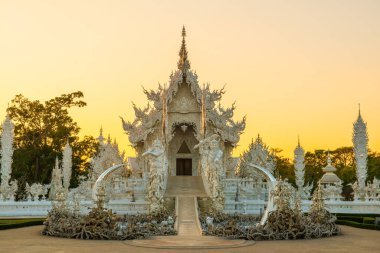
<box><xmin>142</xmin><ymin>139</ymin><xmax>168</xmax><ymax>213</ymax></box>
<box><xmin>26</xmin><ymin>182</ymin><xmax>47</xmax><ymax>201</ymax></box>
<box><xmin>0</xmin><ymin>116</ymin><xmax>18</xmax><ymax>200</ymax></box>
<box><xmin>195</xmin><ymin>134</ymin><xmax>225</xmax><ymax>211</ymax></box>
<box><xmin>352</xmin><ymin>107</ymin><xmax>368</xmax><ymax>200</ymax></box>
<box><xmin>294</xmin><ymin>139</ymin><xmax>312</xmax><ymax>199</ymax></box>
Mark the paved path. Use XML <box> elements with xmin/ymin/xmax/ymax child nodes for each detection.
<box><xmin>177</xmin><ymin>197</ymin><xmax>201</xmax><ymax>236</ymax></box>
<box><xmin>0</xmin><ymin>225</ymin><xmax>379</xmax><ymax>252</ymax></box>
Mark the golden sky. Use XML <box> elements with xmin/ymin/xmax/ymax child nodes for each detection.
<box><xmin>1</xmin><ymin>0</ymin><xmax>379</xmax><ymax>158</ymax></box>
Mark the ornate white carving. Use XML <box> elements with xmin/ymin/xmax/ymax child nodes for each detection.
<box><xmin>26</xmin><ymin>182</ymin><xmax>46</xmax><ymax>201</ymax></box>
<box><xmin>195</xmin><ymin>134</ymin><xmax>225</xmax><ymax>211</ymax></box>
<box><xmin>353</xmin><ymin>108</ymin><xmax>368</xmax><ymax>199</ymax></box>
<box><xmin>50</xmin><ymin>157</ymin><xmax>63</xmax><ymax>200</ymax></box>
<box><xmin>62</xmin><ymin>140</ymin><xmax>72</xmax><ymax>191</ymax></box>
<box><xmin>319</xmin><ymin>154</ymin><xmax>343</xmax><ymax>200</ymax></box>
<box><xmin>0</xmin><ymin>116</ymin><xmax>14</xmax><ymax>200</ymax></box>
<box><xmin>142</xmin><ymin>139</ymin><xmax>168</xmax><ymax>212</ymax></box>
<box><xmin>238</xmin><ymin>135</ymin><xmax>276</xmax><ymax>178</ymax></box>
<box><xmin>322</xmin><ymin>182</ymin><xmax>343</xmax><ymax>201</ymax></box>
<box><xmin>90</xmin><ymin>135</ymin><xmax>125</xmax><ymax>182</ymax></box>
<box><xmin>294</xmin><ymin>139</ymin><xmax>312</xmax><ymax>199</ymax></box>
<box><xmin>365</xmin><ymin>178</ymin><xmax>380</xmax><ymax>200</ymax></box>
<box><xmin>121</xmin><ymin>35</ymin><xmax>245</xmax><ymax>147</ymax></box>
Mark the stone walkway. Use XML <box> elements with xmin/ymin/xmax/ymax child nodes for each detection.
<box><xmin>0</xmin><ymin>225</ymin><xmax>379</xmax><ymax>252</ymax></box>
<box><xmin>177</xmin><ymin>197</ymin><xmax>201</xmax><ymax>236</ymax></box>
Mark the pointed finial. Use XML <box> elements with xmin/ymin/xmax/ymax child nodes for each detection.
<box><xmin>257</xmin><ymin>133</ymin><xmax>261</xmax><ymax>141</ymax></box>
<box><xmin>297</xmin><ymin>135</ymin><xmax>300</xmax><ymax>147</ymax></box>
<box><xmin>358</xmin><ymin>103</ymin><xmax>361</xmax><ymax>116</ymax></box>
<box><xmin>107</xmin><ymin>134</ymin><xmax>111</xmax><ymax>144</ymax></box>
<box><xmin>178</xmin><ymin>26</ymin><xmax>191</xmax><ymax>74</ymax></box>
<box><xmin>327</xmin><ymin>151</ymin><xmax>332</xmax><ymax>165</ymax></box>
<box><xmin>97</xmin><ymin>126</ymin><xmax>105</xmax><ymax>144</ymax></box>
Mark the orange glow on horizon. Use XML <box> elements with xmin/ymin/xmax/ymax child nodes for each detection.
<box><xmin>1</xmin><ymin>1</ymin><xmax>380</xmax><ymax>159</ymax></box>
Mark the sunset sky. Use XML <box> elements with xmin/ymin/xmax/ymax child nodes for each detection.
<box><xmin>1</xmin><ymin>1</ymin><xmax>379</xmax><ymax>158</ymax></box>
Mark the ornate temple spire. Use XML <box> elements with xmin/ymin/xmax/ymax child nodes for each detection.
<box><xmin>62</xmin><ymin>139</ymin><xmax>72</xmax><ymax>191</ymax></box>
<box><xmin>177</xmin><ymin>26</ymin><xmax>191</xmax><ymax>76</ymax></box>
<box><xmin>294</xmin><ymin>137</ymin><xmax>305</xmax><ymax>195</ymax></box>
<box><xmin>0</xmin><ymin>115</ymin><xmax>14</xmax><ymax>188</ymax></box>
<box><xmin>97</xmin><ymin>126</ymin><xmax>105</xmax><ymax>145</ymax></box>
<box><xmin>353</xmin><ymin>104</ymin><xmax>368</xmax><ymax>197</ymax></box>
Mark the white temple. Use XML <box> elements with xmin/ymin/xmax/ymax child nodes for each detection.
<box><xmin>121</xmin><ymin>27</ymin><xmax>246</xmax><ymax>211</ymax></box>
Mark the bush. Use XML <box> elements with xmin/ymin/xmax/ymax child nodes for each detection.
<box><xmin>0</xmin><ymin>219</ymin><xmax>44</xmax><ymax>230</ymax></box>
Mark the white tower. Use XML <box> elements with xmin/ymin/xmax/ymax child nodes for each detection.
<box><xmin>294</xmin><ymin>137</ymin><xmax>305</xmax><ymax>195</ymax></box>
<box><xmin>62</xmin><ymin>139</ymin><xmax>73</xmax><ymax>191</ymax></box>
<box><xmin>0</xmin><ymin>116</ymin><xmax>14</xmax><ymax>189</ymax></box>
<box><xmin>353</xmin><ymin>105</ymin><xmax>368</xmax><ymax>198</ymax></box>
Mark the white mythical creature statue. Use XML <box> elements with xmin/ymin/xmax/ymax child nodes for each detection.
<box><xmin>142</xmin><ymin>139</ymin><xmax>168</xmax><ymax>213</ymax></box>
<box><xmin>195</xmin><ymin>134</ymin><xmax>225</xmax><ymax>211</ymax></box>
<box><xmin>365</xmin><ymin>178</ymin><xmax>380</xmax><ymax>200</ymax></box>
<box><xmin>26</xmin><ymin>183</ymin><xmax>46</xmax><ymax>201</ymax></box>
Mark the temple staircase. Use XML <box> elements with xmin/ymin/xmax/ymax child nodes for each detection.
<box><xmin>126</xmin><ymin>176</ymin><xmax>254</xmax><ymax>248</ymax></box>
<box><xmin>165</xmin><ymin>176</ymin><xmax>207</xmax><ymax>236</ymax></box>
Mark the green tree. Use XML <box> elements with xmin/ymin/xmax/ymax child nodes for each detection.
<box><xmin>6</xmin><ymin>91</ymin><xmax>98</xmax><ymax>189</ymax></box>
<box><xmin>272</xmin><ymin>148</ymin><xmax>295</xmax><ymax>186</ymax></box>
<box><xmin>368</xmin><ymin>151</ymin><xmax>380</xmax><ymax>182</ymax></box>
<box><xmin>304</xmin><ymin>149</ymin><xmax>327</xmax><ymax>190</ymax></box>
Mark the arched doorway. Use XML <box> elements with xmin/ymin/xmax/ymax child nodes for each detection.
<box><xmin>168</xmin><ymin>123</ymin><xmax>199</xmax><ymax>176</ymax></box>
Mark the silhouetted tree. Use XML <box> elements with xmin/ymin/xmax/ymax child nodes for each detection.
<box><xmin>6</xmin><ymin>91</ymin><xmax>98</xmax><ymax>188</ymax></box>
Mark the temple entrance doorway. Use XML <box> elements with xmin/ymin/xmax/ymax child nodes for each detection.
<box><xmin>176</xmin><ymin>158</ymin><xmax>192</xmax><ymax>176</ymax></box>
<box><xmin>168</xmin><ymin>123</ymin><xmax>199</xmax><ymax>176</ymax></box>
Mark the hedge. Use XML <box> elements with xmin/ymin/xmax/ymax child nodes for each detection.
<box><xmin>333</xmin><ymin>213</ymin><xmax>380</xmax><ymax>218</ymax></box>
<box><xmin>336</xmin><ymin>220</ymin><xmax>380</xmax><ymax>230</ymax></box>
<box><xmin>0</xmin><ymin>219</ymin><xmax>44</xmax><ymax>230</ymax></box>
<box><xmin>336</xmin><ymin>216</ymin><xmax>364</xmax><ymax>223</ymax></box>
<box><xmin>363</xmin><ymin>217</ymin><xmax>375</xmax><ymax>225</ymax></box>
